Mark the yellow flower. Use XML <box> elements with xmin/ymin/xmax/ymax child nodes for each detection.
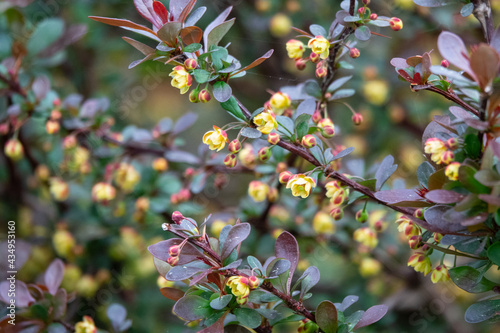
<box><xmin>286</xmin><ymin>39</ymin><xmax>305</xmax><ymax>59</ymax></box>
<box><xmin>169</xmin><ymin>65</ymin><xmax>193</xmax><ymax>94</ymax></box>
<box><xmin>359</xmin><ymin>257</ymin><xmax>382</xmax><ymax>277</ymax></box>
<box><xmin>248</xmin><ymin>180</ymin><xmax>270</xmax><ymax>202</ymax></box>
<box><xmin>269</xmin><ymin>92</ymin><xmax>291</xmax><ymax>115</ymax></box>
<box><xmin>308</xmin><ymin>35</ymin><xmax>330</xmax><ymax>59</ymax></box>
<box><xmin>91</xmin><ymin>182</ymin><xmax>116</xmax><ymax>204</ymax></box>
<box><xmin>362</xmin><ymin>80</ymin><xmax>389</xmax><ymax>105</ymax></box>
<box><xmin>49</xmin><ymin>177</ymin><xmax>70</xmax><ymax>201</ymax></box>
<box><xmin>408</xmin><ymin>252</ymin><xmax>432</xmax><ymax>275</ymax></box>
<box><xmin>115</xmin><ymin>163</ymin><xmax>140</xmax><ymax>193</ymax></box>
<box><xmin>152</xmin><ymin>157</ymin><xmax>169</xmax><ymax>172</ymax></box>
<box><xmin>53</xmin><ymin>229</ymin><xmax>75</xmax><ymax>258</ymax></box>
<box><xmin>227</xmin><ymin>276</ymin><xmax>250</xmax><ymax>298</ymax></box>
<box><xmin>4</xmin><ymin>138</ymin><xmax>24</xmax><ymax>161</ymax></box>
<box><xmin>445</xmin><ymin>162</ymin><xmax>460</xmax><ymax>180</ymax></box>
<box><xmin>313</xmin><ymin>211</ymin><xmax>335</xmax><ymax>235</ymax></box>
<box><xmin>431</xmin><ymin>265</ymin><xmax>451</xmax><ymax>283</ymax></box>
<box><xmin>353</xmin><ymin>227</ymin><xmax>378</xmax><ymax>249</ymax></box>
<box><xmin>286</xmin><ymin>174</ymin><xmax>316</xmax><ymax>198</ymax></box>
<box><xmin>424</xmin><ymin>138</ymin><xmax>447</xmax><ymax>164</ymax></box>
<box><xmin>210</xmin><ymin>220</ymin><xmax>227</xmax><ymax>237</ymax></box>
<box><xmin>202</xmin><ymin>125</ymin><xmax>228</xmax><ymax>152</ymax></box>
<box><xmin>253</xmin><ymin>109</ymin><xmax>278</xmax><ymax>134</ymax></box>
<box><xmin>269</xmin><ymin>13</ymin><xmax>292</xmax><ymax>37</ymax></box>
<box><xmin>395</xmin><ymin>215</ymin><xmax>412</xmax><ymax>233</ymax></box>
<box><xmin>238</xmin><ymin>143</ymin><xmax>257</xmax><ymax>168</ymax></box>
<box><xmin>75</xmin><ymin>316</ymin><xmax>97</xmax><ymax>333</ymax></box>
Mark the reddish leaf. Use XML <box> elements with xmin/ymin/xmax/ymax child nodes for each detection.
<box><xmin>199</xmin><ymin>311</ymin><xmax>228</xmax><ymax>333</ymax></box>
<box><xmin>374</xmin><ymin>189</ymin><xmax>423</xmax><ymax>205</ymax></box>
<box><xmin>449</xmin><ymin>106</ymin><xmax>475</xmax><ymax>121</ymax></box>
<box><xmin>157</xmin><ymin>21</ymin><xmax>182</xmax><ymax>46</ymax></box>
<box><xmin>122</xmin><ymin>37</ymin><xmax>155</xmax><ymax>55</ymax></box>
<box><xmin>180</xmin><ymin>26</ymin><xmax>203</xmax><ymax>45</ymax></box>
<box><xmin>437</xmin><ymin>31</ymin><xmax>476</xmax><ymax>82</ymax></box>
<box><xmin>421</xmin><ymin>52</ymin><xmax>432</xmax><ymax>82</ymax></box>
<box><xmin>148</xmin><ymin>239</ymin><xmax>201</xmax><ymax>265</ymax></box>
<box><xmin>275</xmin><ymin>231</ymin><xmax>299</xmax><ymax>293</ymax></box>
<box><xmin>425</xmin><ymin>190</ymin><xmax>465</xmax><ymax>204</ymax></box>
<box><xmin>220</xmin><ymin>223</ymin><xmax>251</xmax><ymax>260</ymax></box>
<box><xmin>461</xmin><ymin>212</ymin><xmax>489</xmax><ymax>226</ymax></box>
<box><xmin>160</xmin><ymin>287</ymin><xmax>185</xmax><ymax>301</ymax></box>
<box><xmin>178</xmin><ymin>0</ymin><xmax>197</xmax><ymax>23</ymax></box>
<box><xmin>478</xmin><ymin>194</ymin><xmax>500</xmax><ymax>206</ymax></box>
<box><xmin>153</xmin><ymin>1</ymin><xmax>169</xmax><ymax>24</ymax></box>
<box><xmin>354</xmin><ymin>305</ymin><xmax>388</xmax><ymax>329</ymax></box>
<box><xmin>134</xmin><ymin>0</ymin><xmax>162</xmax><ymax>28</ymax></box>
<box><xmin>291</xmin><ymin>26</ymin><xmax>314</xmax><ymax>37</ymax></box>
<box><xmin>89</xmin><ymin>16</ymin><xmax>160</xmax><ymax>41</ymax></box>
<box><xmin>406</xmin><ymin>55</ymin><xmax>422</xmax><ymax>67</ymax></box>
<box><xmin>230</xmin><ymin>49</ymin><xmax>274</xmax><ymax>77</ymax></box>
<box><xmin>470</xmin><ymin>44</ymin><xmax>500</xmax><ymax>91</ymax></box>
<box><xmin>397</xmin><ymin>69</ymin><xmax>414</xmax><ymax>83</ymax></box>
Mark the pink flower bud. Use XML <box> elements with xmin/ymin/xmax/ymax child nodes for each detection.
<box><xmin>167</xmin><ymin>256</ymin><xmax>179</xmax><ymax>266</ymax></box>
<box><xmin>267</xmin><ymin>132</ymin><xmax>280</xmax><ymax>145</ymax></box>
<box><xmin>172</xmin><ymin>211</ymin><xmax>184</xmax><ymax>224</ymax></box>
<box><xmin>295</xmin><ymin>58</ymin><xmax>307</xmax><ymax>70</ymax></box>
<box><xmin>248</xmin><ymin>276</ymin><xmax>260</xmax><ymax>289</ymax></box>
<box><xmin>369</xmin><ymin>13</ymin><xmax>378</xmax><ymax>20</ymax></box>
<box><xmin>184</xmin><ymin>58</ymin><xmax>198</xmax><ymax>71</ymax></box>
<box><xmin>445</xmin><ymin>138</ymin><xmax>459</xmax><ymax>150</ymax></box>
<box><xmin>224</xmin><ymin>154</ymin><xmax>237</xmax><ymax>168</ymax></box>
<box><xmin>301</xmin><ymin>134</ymin><xmax>317</xmax><ymax>148</ymax></box>
<box><xmin>315</xmin><ymin>64</ymin><xmax>327</xmax><ymax>78</ymax></box>
<box><xmin>389</xmin><ymin>17</ymin><xmax>403</xmax><ymax>31</ymax></box>
<box><xmin>413</xmin><ymin>208</ymin><xmax>424</xmax><ymax>220</ymax></box>
<box><xmin>169</xmin><ymin>245</ymin><xmax>180</xmax><ymax>257</ymax></box>
<box><xmin>358</xmin><ymin>7</ymin><xmax>366</xmax><ymax>15</ymax></box>
<box><xmin>352</xmin><ymin>113</ymin><xmax>363</xmax><ymax>125</ymax></box>
<box><xmin>330</xmin><ymin>207</ymin><xmax>344</xmax><ymax>220</ymax></box>
<box><xmin>441</xmin><ymin>59</ymin><xmax>449</xmax><ymax>68</ymax></box>
<box><xmin>349</xmin><ymin>48</ymin><xmax>360</xmax><ymax>59</ymax></box>
<box><xmin>279</xmin><ymin>171</ymin><xmax>293</xmax><ymax>184</ymax></box>
<box><xmin>320</xmin><ymin>126</ymin><xmax>335</xmax><ymax>138</ymax></box>
<box><xmin>275</xmin><ymin>162</ymin><xmax>287</xmax><ymax>173</ymax></box>
<box><xmin>408</xmin><ymin>235</ymin><xmax>422</xmax><ymax>250</ymax></box>
<box><xmin>310</xmin><ymin>52</ymin><xmax>320</xmax><ymax>63</ymax></box>
<box><xmin>258</xmin><ymin>147</ymin><xmax>271</xmax><ymax>161</ymax></box>
<box><xmin>198</xmin><ymin>89</ymin><xmax>212</xmax><ymax>103</ymax></box>
<box><xmin>228</xmin><ymin>139</ymin><xmax>242</xmax><ymax>154</ymax></box>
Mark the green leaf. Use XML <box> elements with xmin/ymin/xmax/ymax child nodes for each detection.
<box><xmin>464</xmin><ymin>134</ymin><xmax>481</xmax><ymax>159</ymax></box>
<box><xmin>220</xmin><ymin>96</ymin><xmax>245</xmax><ymax>121</ymax></box>
<box><xmin>27</xmin><ymin>18</ymin><xmax>65</xmax><ymax>56</ymax></box>
<box><xmin>240</xmin><ymin>127</ymin><xmax>262</xmax><ymax>139</ymax></box>
<box><xmin>316</xmin><ymin>300</ymin><xmax>338</xmax><ymax>333</ymax></box>
<box><xmin>487</xmin><ymin>242</ymin><xmax>500</xmax><ymax>266</ymax></box>
<box><xmin>304</xmin><ymin>80</ymin><xmax>322</xmax><ymax>98</ymax></box>
<box><xmin>157</xmin><ymin>22</ymin><xmax>182</xmax><ymax>46</ymax></box>
<box><xmin>449</xmin><ymin>266</ymin><xmax>496</xmax><ymax>293</ymax></box>
<box><xmin>210</xmin><ymin>294</ymin><xmax>233</xmax><ymax>310</ymax></box>
<box><xmin>193</xmin><ymin>69</ymin><xmax>211</xmax><ymax>84</ymax></box>
<box><xmin>295</xmin><ymin>114</ymin><xmax>311</xmax><ymax>140</ymax></box>
<box><xmin>213</xmin><ymin>81</ymin><xmax>232</xmax><ymax>102</ymax></box>
<box><xmin>458</xmin><ymin>166</ymin><xmax>491</xmax><ymax>194</ymax></box>
<box><xmin>327</xmin><ymin>75</ymin><xmax>352</xmax><ymax>93</ymax></box>
<box><xmin>210</xmin><ymin>46</ymin><xmax>229</xmax><ymax>70</ymax></box>
<box><xmin>207</xmin><ymin>19</ymin><xmax>235</xmax><ymax>50</ymax></box>
<box><xmin>173</xmin><ymin>295</ymin><xmax>212</xmax><ymax>321</ymax></box>
<box><xmin>417</xmin><ymin>162</ymin><xmax>435</xmax><ymax>188</ymax></box>
<box><xmin>234</xmin><ymin>308</ymin><xmax>262</xmax><ymax>329</ymax></box>
<box><xmin>184</xmin><ymin>43</ymin><xmax>202</xmax><ymax>52</ymax></box>
<box><xmin>460</xmin><ymin>3</ymin><xmax>474</xmax><ymax>17</ymax></box>
<box><xmin>465</xmin><ymin>300</ymin><xmax>500</xmax><ymax>323</ymax></box>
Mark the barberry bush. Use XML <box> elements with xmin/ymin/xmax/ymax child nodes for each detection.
<box><xmin>1</xmin><ymin>0</ymin><xmax>500</xmax><ymax>332</ymax></box>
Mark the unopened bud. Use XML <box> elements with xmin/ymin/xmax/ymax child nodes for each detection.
<box><xmin>184</xmin><ymin>58</ymin><xmax>198</xmax><ymax>71</ymax></box>
<box><xmin>369</xmin><ymin>13</ymin><xmax>378</xmax><ymax>20</ymax></box>
<box><xmin>349</xmin><ymin>48</ymin><xmax>360</xmax><ymax>59</ymax></box>
<box><xmin>248</xmin><ymin>276</ymin><xmax>260</xmax><ymax>289</ymax></box>
<box><xmin>152</xmin><ymin>157</ymin><xmax>168</xmax><ymax>172</ymax></box>
<box><xmin>441</xmin><ymin>59</ymin><xmax>449</xmax><ymax>68</ymax></box>
<box><xmin>358</xmin><ymin>7</ymin><xmax>366</xmax><ymax>15</ymax></box>
<box><xmin>414</xmin><ymin>208</ymin><xmax>424</xmax><ymax>220</ymax></box>
<box><xmin>356</xmin><ymin>209</ymin><xmax>368</xmax><ymax>223</ymax></box>
<box><xmin>199</xmin><ymin>89</ymin><xmax>211</xmax><ymax>103</ymax></box>
<box><xmin>434</xmin><ymin>233</ymin><xmax>443</xmax><ymax>243</ymax></box>
<box><xmin>320</xmin><ymin>126</ymin><xmax>335</xmax><ymax>138</ymax></box>
<box><xmin>172</xmin><ymin>211</ymin><xmax>184</xmax><ymax>224</ymax></box>
<box><xmin>312</xmin><ymin>110</ymin><xmax>322</xmax><ymax>124</ymax></box>
<box><xmin>169</xmin><ymin>245</ymin><xmax>180</xmax><ymax>257</ymax></box>
<box><xmin>363</xmin><ymin>0</ymin><xmax>370</xmax><ymax>4</ymax></box>
<box><xmin>4</xmin><ymin>139</ymin><xmax>24</xmax><ymax>161</ymax></box>
<box><xmin>267</xmin><ymin>132</ymin><xmax>280</xmax><ymax>145</ymax></box>
<box><xmin>50</xmin><ymin>110</ymin><xmax>62</xmax><ymax>120</ymax></box>
<box><xmin>352</xmin><ymin>113</ymin><xmax>363</xmax><ymax>125</ymax></box>
<box><xmin>279</xmin><ymin>171</ymin><xmax>293</xmax><ymax>184</ymax></box>
<box><xmin>167</xmin><ymin>256</ymin><xmax>179</xmax><ymax>266</ymax></box>
<box><xmin>440</xmin><ymin>150</ymin><xmax>455</xmax><ymax>165</ymax></box>
<box><xmin>295</xmin><ymin>58</ymin><xmax>307</xmax><ymax>70</ymax></box>
<box><xmin>228</xmin><ymin>139</ymin><xmax>242</xmax><ymax>154</ymax></box>
<box><xmin>258</xmin><ymin>147</ymin><xmax>271</xmax><ymax>161</ymax></box>
<box><xmin>330</xmin><ymin>207</ymin><xmax>344</xmax><ymax>220</ymax></box>
<box><xmin>267</xmin><ymin>187</ymin><xmax>279</xmax><ymax>202</ymax></box>
<box><xmin>46</xmin><ymin>120</ymin><xmax>60</xmax><ymax>134</ymax></box>
<box><xmin>310</xmin><ymin>52</ymin><xmax>320</xmax><ymax>63</ymax></box>
<box><xmin>63</xmin><ymin>136</ymin><xmax>77</xmax><ymax>150</ymax></box>
<box><xmin>389</xmin><ymin>17</ymin><xmax>403</xmax><ymax>31</ymax></box>
<box><xmin>135</xmin><ymin>197</ymin><xmax>150</xmax><ymax>212</ymax></box>
<box><xmin>408</xmin><ymin>235</ymin><xmax>422</xmax><ymax>249</ymax></box>
<box><xmin>301</xmin><ymin>134</ymin><xmax>317</xmax><ymax>148</ymax></box>
<box><xmin>315</xmin><ymin>64</ymin><xmax>327</xmax><ymax>78</ymax></box>
<box><xmin>224</xmin><ymin>154</ymin><xmax>237</xmax><ymax>168</ymax></box>
<box><xmin>189</xmin><ymin>89</ymin><xmax>200</xmax><ymax>103</ymax></box>
<box><xmin>446</xmin><ymin>138</ymin><xmax>459</xmax><ymax>150</ymax></box>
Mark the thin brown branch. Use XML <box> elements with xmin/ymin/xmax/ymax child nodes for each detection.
<box><xmin>412</xmin><ymin>85</ymin><xmax>481</xmax><ymax>117</ymax></box>
<box><xmin>0</xmin><ymin>73</ymin><xmax>27</xmax><ymax>98</ymax></box>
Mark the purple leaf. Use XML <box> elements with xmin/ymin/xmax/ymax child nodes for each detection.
<box><xmin>32</xmin><ymin>75</ymin><xmax>50</xmax><ymax>101</ymax></box>
<box><xmin>166</xmin><ymin>264</ymin><xmax>206</xmax><ymax>281</ymax></box>
<box><xmin>354</xmin><ymin>304</ymin><xmax>388</xmax><ymax>329</ymax></box>
<box><xmin>203</xmin><ymin>6</ymin><xmax>232</xmax><ymax>52</ymax></box>
<box><xmin>437</xmin><ymin>31</ymin><xmax>475</xmax><ymax>82</ymax></box>
<box><xmin>44</xmin><ymin>259</ymin><xmax>64</xmax><ymax>295</ymax></box>
<box><xmin>330</xmin><ymin>147</ymin><xmax>354</xmax><ymax>162</ymax></box>
<box><xmin>148</xmin><ymin>239</ymin><xmax>201</xmax><ymax>265</ymax></box>
<box><xmin>425</xmin><ymin>205</ymin><xmax>467</xmax><ymax>232</ymax></box>
<box><xmin>335</xmin><ymin>295</ymin><xmax>359</xmax><ymax>312</ymax></box>
<box><xmin>298</xmin><ymin>266</ymin><xmax>320</xmax><ymax>299</ymax></box>
<box><xmin>489</xmin><ymin>141</ymin><xmax>500</xmax><ymax>159</ymax></box>
<box><xmin>275</xmin><ymin>232</ymin><xmax>299</xmax><ymax>293</ymax></box>
<box><xmin>173</xmin><ymin>112</ymin><xmax>198</xmax><ymax>135</ymax></box>
<box><xmin>173</xmin><ymin>295</ymin><xmax>211</xmax><ymax>321</ymax></box>
<box><xmin>0</xmin><ymin>280</ymin><xmax>34</xmax><ymax>307</ymax></box>
<box><xmin>164</xmin><ymin>150</ymin><xmax>200</xmax><ymax>164</ymax></box>
<box><xmin>461</xmin><ymin>212</ymin><xmax>489</xmax><ymax>226</ymax></box>
<box><xmin>425</xmin><ymin>190</ymin><xmax>465</xmax><ymax>204</ymax></box>
<box><xmin>449</xmin><ymin>106</ymin><xmax>475</xmax><ymax>121</ymax></box>
<box><xmin>374</xmin><ymin>189</ymin><xmax>423</xmax><ymax>204</ymax></box>
<box><xmin>464</xmin><ymin>118</ymin><xmax>489</xmax><ymax>131</ymax></box>
<box><xmin>220</xmin><ymin>223</ymin><xmax>251</xmax><ymax>260</ymax></box>
<box><xmin>375</xmin><ymin>155</ymin><xmax>398</xmax><ymax>191</ymax></box>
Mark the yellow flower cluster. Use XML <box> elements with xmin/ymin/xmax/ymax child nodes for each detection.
<box><xmin>248</xmin><ymin>180</ymin><xmax>270</xmax><ymax>202</ymax></box>
<box><xmin>424</xmin><ymin>138</ymin><xmax>454</xmax><ymax>165</ymax></box>
<box><xmin>308</xmin><ymin>36</ymin><xmax>330</xmax><ymax>59</ymax></box>
<box><xmin>226</xmin><ymin>275</ymin><xmax>260</xmax><ymax>305</ymax></box>
<box><xmin>431</xmin><ymin>264</ymin><xmax>451</xmax><ymax>283</ymax></box>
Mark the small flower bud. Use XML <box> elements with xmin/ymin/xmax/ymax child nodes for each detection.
<box><xmin>320</xmin><ymin>126</ymin><xmax>335</xmax><ymax>138</ymax></box>
<box><xmin>184</xmin><ymin>168</ymin><xmax>195</xmax><ymax>178</ymax></box>
<box><xmin>228</xmin><ymin>139</ymin><xmax>242</xmax><ymax>154</ymax></box>
<box><xmin>172</xmin><ymin>211</ymin><xmax>184</xmax><ymax>224</ymax></box>
<box><xmin>198</xmin><ymin>89</ymin><xmax>212</xmax><ymax>103</ymax></box>
<box><xmin>167</xmin><ymin>256</ymin><xmax>179</xmax><ymax>266</ymax></box>
<box><xmin>318</xmin><ymin>118</ymin><xmax>333</xmax><ymax>128</ymax></box>
<box><xmin>49</xmin><ymin>178</ymin><xmax>70</xmax><ymax>201</ymax></box>
<box><xmin>352</xmin><ymin>113</ymin><xmax>363</xmax><ymax>125</ymax></box>
<box><xmin>91</xmin><ymin>182</ymin><xmax>116</xmax><ymax>204</ymax></box>
<box><xmin>441</xmin><ymin>59</ymin><xmax>449</xmax><ymax>68</ymax></box>
<box><xmin>309</xmin><ymin>52</ymin><xmax>320</xmax><ymax>63</ymax></box>
<box><xmin>408</xmin><ymin>235</ymin><xmax>422</xmax><ymax>249</ymax></box>
<box><xmin>135</xmin><ymin>197</ymin><xmax>150</xmax><ymax>212</ymax></box>
<box><xmin>330</xmin><ymin>207</ymin><xmax>344</xmax><ymax>220</ymax></box>
<box><xmin>295</xmin><ymin>58</ymin><xmax>307</xmax><ymax>70</ymax></box>
<box><xmin>53</xmin><ymin>98</ymin><xmax>61</xmax><ymax>107</ymax></box>
<box><xmin>63</xmin><ymin>135</ymin><xmax>78</xmax><ymax>150</ymax></box>
<box><xmin>356</xmin><ymin>209</ymin><xmax>368</xmax><ymax>223</ymax></box>
<box><xmin>184</xmin><ymin>58</ymin><xmax>198</xmax><ymax>71</ymax></box>
<box><xmin>446</xmin><ymin>138</ymin><xmax>459</xmax><ymax>150</ymax></box>
<box><xmin>0</xmin><ymin>123</ymin><xmax>9</xmax><ymax>135</ymax></box>
<box><xmin>349</xmin><ymin>48</ymin><xmax>360</xmax><ymax>59</ymax></box>
<box><xmin>267</xmin><ymin>132</ymin><xmax>280</xmax><ymax>145</ymax></box>
<box><xmin>236</xmin><ymin>296</ymin><xmax>248</xmax><ymax>305</ymax></box>
<box><xmin>275</xmin><ymin>162</ymin><xmax>287</xmax><ymax>174</ymax></box>
<box><xmin>36</xmin><ymin>165</ymin><xmax>50</xmax><ymax>181</ymax></box>
<box><xmin>301</xmin><ymin>134</ymin><xmax>317</xmax><ymax>148</ymax></box>
<box><xmin>267</xmin><ymin>187</ymin><xmax>279</xmax><ymax>202</ymax></box>
<box><xmin>169</xmin><ymin>245</ymin><xmax>180</xmax><ymax>257</ymax></box>
<box><xmin>258</xmin><ymin>147</ymin><xmax>271</xmax><ymax>161</ymax></box>
<box><xmin>404</xmin><ymin>221</ymin><xmax>421</xmax><ymax>238</ymax></box>
<box><xmin>434</xmin><ymin>233</ymin><xmax>443</xmax><ymax>243</ymax></box>
<box><xmin>315</xmin><ymin>64</ymin><xmax>327</xmax><ymax>78</ymax></box>
<box><xmin>152</xmin><ymin>157</ymin><xmax>169</xmax><ymax>172</ymax></box>
<box><xmin>189</xmin><ymin>89</ymin><xmax>200</xmax><ymax>103</ymax></box>
<box><xmin>358</xmin><ymin>7</ymin><xmax>366</xmax><ymax>15</ymax></box>
<box><xmin>312</xmin><ymin>110</ymin><xmax>322</xmax><ymax>123</ymax></box>
<box><xmin>369</xmin><ymin>13</ymin><xmax>378</xmax><ymax>20</ymax></box>
<box><xmin>389</xmin><ymin>17</ymin><xmax>403</xmax><ymax>31</ymax></box>
<box><xmin>414</xmin><ymin>208</ymin><xmax>424</xmax><ymax>220</ymax></box>
<box><xmin>4</xmin><ymin>139</ymin><xmax>24</xmax><ymax>161</ymax></box>
<box><xmin>178</xmin><ymin>188</ymin><xmax>190</xmax><ymax>202</ymax></box>
<box><xmin>46</xmin><ymin>120</ymin><xmax>60</xmax><ymax>134</ymax></box>
<box><xmin>50</xmin><ymin>109</ymin><xmax>62</xmax><ymax>120</ymax></box>
<box><xmin>248</xmin><ymin>275</ymin><xmax>260</xmax><ymax>289</ymax></box>
<box><xmin>440</xmin><ymin>150</ymin><xmax>454</xmax><ymax>165</ymax></box>
<box><xmin>363</xmin><ymin>0</ymin><xmax>370</xmax><ymax>4</ymax></box>
<box><xmin>279</xmin><ymin>171</ymin><xmax>293</xmax><ymax>184</ymax></box>
<box><xmin>224</xmin><ymin>154</ymin><xmax>237</xmax><ymax>168</ymax></box>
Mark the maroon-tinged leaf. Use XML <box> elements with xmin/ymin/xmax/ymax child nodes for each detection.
<box><xmin>433</xmin><ymin>115</ymin><xmax>457</xmax><ymax>134</ymax></box>
<box><xmin>180</xmin><ymin>26</ymin><xmax>203</xmax><ymax>45</ymax></box>
<box><xmin>478</xmin><ymin>194</ymin><xmax>500</xmax><ymax>206</ymax></box>
<box><xmin>461</xmin><ymin>212</ymin><xmax>489</xmax><ymax>226</ymax></box>
<box><xmin>406</xmin><ymin>55</ymin><xmax>422</xmax><ymax>67</ymax></box>
<box><xmin>397</xmin><ymin>69</ymin><xmax>415</xmax><ymax>83</ymax></box>
<box><xmin>166</xmin><ymin>265</ymin><xmax>207</xmax><ymax>280</ymax></box>
<box><xmin>0</xmin><ymin>280</ymin><xmax>34</xmax><ymax>307</ymax></box>
<box><xmin>129</xmin><ymin>54</ymin><xmax>156</xmax><ymax>69</ymax></box>
<box><xmin>492</xmin><ymin>26</ymin><xmax>500</xmax><ymax>54</ymax></box>
<box><xmin>449</xmin><ymin>106</ymin><xmax>475</xmax><ymax>121</ymax></box>
<box><xmin>153</xmin><ymin>0</ymin><xmax>169</xmax><ymax>25</ymax></box>
<box><xmin>470</xmin><ymin>44</ymin><xmax>500</xmax><ymax>91</ymax></box>
<box><xmin>177</xmin><ymin>0</ymin><xmax>197</xmax><ymax>24</ymax></box>
<box><xmin>316</xmin><ymin>301</ymin><xmax>338</xmax><ymax>333</ymax></box>
<box><xmin>490</xmin><ymin>141</ymin><xmax>500</xmax><ymax>159</ymax></box>
<box><xmin>199</xmin><ymin>311</ymin><xmax>228</xmax><ymax>333</ymax></box>
<box><xmin>425</xmin><ymin>190</ymin><xmax>465</xmax><ymax>204</ymax></box>
<box><xmin>297</xmin><ymin>266</ymin><xmax>320</xmax><ymax>299</ymax></box>
<box><xmin>157</xmin><ymin>21</ymin><xmax>182</xmax><ymax>46</ymax></box>
<box><xmin>206</xmin><ymin>18</ymin><xmax>235</xmax><ymax>51</ymax></box>
<box><xmin>203</xmin><ymin>6</ymin><xmax>232</xmax><ymax>52</ymax></box>
<box><xmin>44</xmin><ymin>259</ymin><xmax>64</xmax><ymax>295</ymax></box>
<box><xmin>173</xmin><ymin>295</ymin><xmax>211</xmax><ymax>321</ymax></box>
<box><xmin>291</xmin><ymin>26</ymin><xmax>314</xmax><ymax>38</ymax></box>
<box><xmin>165</xmin><ymin>150</ymin><xmax>200</xmax><ymax>164</ymax></box>
<box><xmin>354</xmin><ymin>305</ymin><xmax>388</xmax><ymax>329</ymax></box>
<box><xmin>52</xmin><ymin>288</ymin><xmax>67</xmax><ymax>319</ymax></box>
<box><xmin>32</xmin><ymin>75</ymin><xmax>50</xmax><ymax>101</ymax></box>
<box><xmin>89</xmin><ymin>16</ymin><xmax>160</xmax><ymax>41</ymax></box>
<box><xmin>374</xmin><ymin>189</ymin><xmax>423</xmax><ymax>205</ymax></box>
<box><xmin>464</xmin><ymin>118</ymin><xmax>489</xmax><ymax>131</ymax></box>
<box><xmin>189</xmin><ymin>270</ymin><xmax>211</xmax><ymax>286</ymax></box>
<box><xmin>421</xmin><ymin>52</ymin><xmax>432</xmax><ymax>82</ymax></box>
<box><xmin>173</xmin><ymin>112</ymin><xmax>198</xmax><ymax>134</ymax></box>
<box><xmin>425</xmin><ymin>205</ymin><xmax>467</xmax><ymax>232</ymax></box>
<box><xmin>230</xmin><ymin>49</ymin><xmax>274</xmax><ymax>77</ymax></box>
<box><xmin>437</xmin><ymin>31</ymin><xmax>476</xmax><ymax>81</ymax></box>
<box><xmin>220</xmin><ymin>223</ymin><xmax>251</xmax><ymax>260</ymax></box>
<box><xmin>160</xmin><ymin>287</ymin><xmax>185</xmax><ymax>301</ymax></box>
<box><xmin>134</xmin><ymin>0</ymin><xmax>161</xmax><ymax>28</ymax></box>
<box><xmin>148</xmin><ymin>239</ymin><xmax>201</xmax><ymax>265</ymax></box>
<box><xmin>123</xmin><ymin>37</ymin><xmax>155</xmax><ymax>55</ymax></box>
<box><xmin>375</xmin><ymin>155</ymin><xmax>398</xmax><ymax>191</ymax></box>
<box><xmin>275</xmin><ymin>232</ymin><xmax>299</xmax><ymax>293</ymax></box>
